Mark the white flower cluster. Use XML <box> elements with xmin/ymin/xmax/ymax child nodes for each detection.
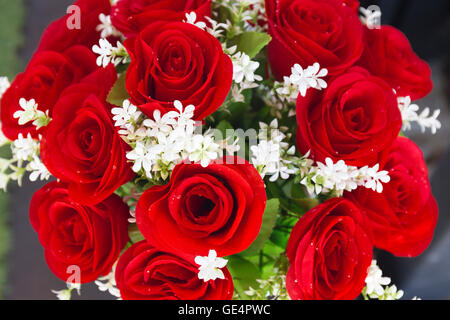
<box><xmin>195</xmin><ymin>250</ymin><xmax>228</xmax><ymax>282</ymax></box>
<box><xmin>244</xmin><ymin>274</ymin><xmax>289</xmax><ymax>300</ymax></box>
<box><xmin>95</xmin><ymin>263</ymin><xmax>121</xmax><ymax>298</ymax></box>
<box><xmin>113</xmin><ymin>100</ymin><xmax>226</xmax><ymax>181</ymax></box>
<box><xmin>184</xmin><ymin>12</ymin><xmax>207</xmax><ymax>30</ymax></box>
<box><xmin>227</xmin><ymin>46</ymin><xmax>262</xmax><ymax>102</ymax></box>
<box><xmin>0</xmin><ymin>76</ymin><xmax>10</xmax><ymax>99</ymax></box>
<box><xmin>398</xmin><ymin>96</ymin><xmax>441</xmax><ymax>134</ymax></box>
<box><xmin>360</xmin><ymin>5</ymin><xmax>382</xmax><ymax>29</ymax></box>
<box><xmin>96</xmin><ymin>13</ymin><xmax>122</xmax><ymax>39</ymax></box>
<box><xmin>299</xmin><ymin>157</ymin><xmax>390</xmax><ymax>196</ymax></box>
<box><xmin>51</xmin><ymin>282</ymin><xmax>81</xmax><ymax>301</ymax></box>
<box><xmin>363</xmin><ymin>260</ymin><xmax>404</xmax><ymax>300</ymax></box>
<box><xmin>276</xmin><ymin>63</ymin><xmax>328</xmax><ymax>102</ymax></box>
<box><xmin>0</xmin><ymin>133</ymin><xmax>51</xmax><ymax>190</ymax></box>
<box><xmin>213</xmin><ymin>0</ymin><xmax>267</xmax><ymax>34</ymax></box>
<box><xmin>92</xmin><ymin>39</ymin><xmax>129</xmax><ymax>68</ymax></box>
<box><xmin>13</xmin><ymin>98</ymin><xmax>51</xmax><ymax>129</ymax></box>
<box><xmin>0</xmin><ymin>97</ymin><xmax>52</xmax><ymax>190</ymax></box>
<box><xmin>251</xmin><ymin>119</ymin><xmax>296</xmax><ymax>182</ymax></box>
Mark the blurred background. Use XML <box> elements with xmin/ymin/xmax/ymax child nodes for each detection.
<box><xmin>0</xmin><ymin>0</ymin><xmax>448</xmax><ymax>299</ymax></box>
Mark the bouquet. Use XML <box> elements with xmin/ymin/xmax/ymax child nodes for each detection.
<box><xmin>0</xmin><ymin>0</ymin><xmax>441</xmax><ymax>300</ymax></box>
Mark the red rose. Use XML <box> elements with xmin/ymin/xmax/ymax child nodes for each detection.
<box><xmin>115</xmin><ymin>241</ymin><xmax>234</xmax><ymax>300</ymax></box>
<box><xmin>358</xmin><ymin>26</ymin><xmax>432</xmax><ymax>100</ymax></box>
<box><xmin>265</xmin><ymin>0</ymin><xmax>364</xmax><ymax>80</ymax></box>
<box><xmin>40</xmin><ymin>66</ymin><xmax>134</xmax><ymax>205</ymax></box>
<box><xmin>29</xmin><ymin>181</ymin><xmax>129</xmax><ymax>283</ymax></box>
<box><xmin>344</xmin><ymin>137</ymin><xmax>438</xmax><ymax>257</ymax></box>
<box><xmin>111</xmin><ymin>0</ymin><xmax>212</xmax><ymax>37</ymax></box>
<box><xmin>286</xmin><ymin>198</ymin><xmax>373</xmax><ymax>300</ymax></box>
<box><xmin>124</xmin><ymin>21</ymin><xmax>232</xmax><ymax>120</ymax></box>
<box><xmin>296</xmin><ymin>67</ymin><xmax>402</xmax><ymax>167</ymax></box>
<box><xmin>341</xmin><ymin>0</ymin><xmax>359</xmax><ymax>12</ymax></box>
<box><xmin>35</xmin><ymin>0</ymin><xmax>112</xmax><ymax>54</ymax></box>
<box><xmin>1</xmin><ymin>46</ymin><xmax>98</xmax><ymax>140</ymax></box>
<box><xmin>135</xmin><ymin>156</ymin><xmax>267</xmax><ymax>258</ymax></box>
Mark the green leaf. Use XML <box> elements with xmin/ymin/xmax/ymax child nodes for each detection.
<box><xmin>232</xmin><ymin>32</ymin><xmax>272</xmax><ymax>58</ymax></box>
<box><xmin>242</xmin><ymin>199</ymin><xmax>280</xmax><ymax>255</ymax></box>
<box><xmin>128</xmin><ymin>224</ymin><xmax>144</xmax><ymax>243</ymax></box>
<box><xmin>107</xmin><ymin>74</ymin><xmax>129</xmax><ymax>106</ymax></box>
<box><xmin>227</xmin><ymin>255</ymin><xmax>260</xmax><ymax>299</ymax></box>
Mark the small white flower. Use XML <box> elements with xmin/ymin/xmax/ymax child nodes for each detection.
<box><xmin>96</xmin><ymin>13</ymin><xmax>122</xmax><ymax>39</ymax></box>
<box><xmin>0</xmin><ymin>76</ymin><xmax>10</xmax><ymax>99</ymax></box>
<box><xmin>128</xmin><ymin>210</ymin><xmax>136</xmax><ymax>224</ymax></box>
<box><xmin>289</xmin><ymin>63</ymin><xmax>328</xmax><ymax>97</ymax></box>
<box><xmin>195</xmin><ymin>250</ymin><xmax>228</xmax><ymax>282</ymax></box>
<box><xmin>92</xmin><ymin>39</ymin><xmax>128</xmax><ymax>67</ymax></box>
<box><xmin>95</xmin><ymin>264</ymin><xmax>121</xmax><ymax>298</ymax></box>
<box><xmin>383</xmin><ymin>285</ymin><xmax>404</xmax><ymax>300</ymax></box>
<box><xmin>143</xmin><ymin>109</ymin><xmax>175</xmax><ymax>137</ymax></box>
<box><xmin>204</xmin><ymin>16</ymin><xmax>229</xmax><ymax>38</ymax></box>
<box><xmin>111</xmin><ymin>99</ymin><xmax>141</xmax><ymax>127</ymax></box>
<box><xmin>52</xmin><ymin>282</ymin><xmax>81</xmax><ymax>300</ymax></box>
<box><xmin>51</xmin><ymin>289</ymin><xmax>72</xmax><ymax>300</ymax></box>
<box><xmin>360</xmin><ymin>6</ymin><xmax>382</xmax><ymax>29</ymax></box>
<box><xmin>92</xmin><ymin>38</ymin><xmax>114</xmax><ymax>67</ymax></box>
<box><xmin>28</xmin><ymin>156</ymin><xmax>51</xmax><ymax>182</ymax></box>
<box><xmin>365</xmin><ymin>260</ymin><xmax>391</xmax><ymax>296</ymax></box>
<box><xmin>251</xmin><ymin>140</ymin><xmax>281</xmax><ymax>172</ymax></box>
<box><xmin>184</xmin><ymin>12</ymin><xmax>207</xmax><ymax>30</ymax></box>
<box><xmin>398</xmin><ymin>96</ymin><xmax>441</xmax><ymax>134</ymax></box>
<box><xmin>13</xmin><ymin>98</ymin><xmax>37</xmax><ymax>125</ymax></box>
<box><xmin>232</xmin><ymin>51</ymin><xmax>261</xmax><ymax>84</ymax></box>
<box><xmin>12</xmin><ymin>133</ymin><xmax>39</xmax><ymax>161</ymax></box>
<box><xmin>186</xmin><ymin>135</ymin><xmax>220</xmax><ymax>167</ymax></box>
<box><xmin>361</xmin><ymin>164</ymin><xmax>390</xmax><ymax>193</ymax></box>
<box><xmin>126</xmin><ymin>141</ymin><xmax>153</xmax><ymax>175</ymax></box>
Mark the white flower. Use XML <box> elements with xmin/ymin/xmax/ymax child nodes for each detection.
<box><xmin>184</xmin><ymin>12</ymin><xmax>207</xmax><ymax>30</ymax></box>
<box><xmin>92</xmin><ymin>38</ymin><xmax>114</xmax><ymax>67</ymax></box>
<box><xmin>143</xmin><ymin>109</ymin><xmax>175</xmax><ymax>137</ymax></box>
<box><xmin>360</xmin><ymin>164</ymin><xmax>390</xmax><ymax>193</ymax></box>
<box><xmin>186</xmin><ymin>135</ymin><xmax>220</xmax><ymax>167</ymax></box>
<box><xmin>251</xmin><ymin>140</ymin><xmax>281</xmax><ymax>172</ymax></box>
<box><xmin>51</xmin><ymin>289</ymin><xmax>72</xmax><ymax>300</ymax></box>
<box><xmin>95</xmin><ymin>264</ymin><xmax>121</xmax><ymax>298</ymax></box>
<box><xmin>398</xmin><ymin>96</ymin><xmax>441</xmax><ymax>134</ymax></box>
<box><xmin>219</xmin><ymin>137</ymin><xmax>240</xmax><ymax>155</ymax></box>
<box><xmin>96</xmin><ymin>13</ymin><xmax>122</xmax><ymax>39</ymax></box>
<box><xmin>289</xmin><ymin>63</ymin><xmax>328</xmax><ymax>97</ymax></box>
<box><xmin>12</xmin><ymin>133</ymin><xmax>39</xmax><ymax>161</ymax></box>
<box><xmin>300</xmin><ymin>157</ymin><xmax>390</xmax><ymax>195</ymax></box>
<box><xmin>28</xmin><ymin>156</ymin><xmax>51</xmax><ymax>182</ymax></box>
<box><xmin>365</xmin><ymin>260</ymin><xmax>391</xmax><ymax>296</ymax></box>
<box><xmin>232</xmin><ymin>51</ymin><xmax>261</xmax><ymax>84</ymax></box>
<box><xmin>204</xmin><ymin>17</ymin><xmax>229</xmax><ymax>38</ymax></box>
<box><xmin>0</xmin><ymin>76</ymin><xmax>10</xmax><ymax>99</ymax></box>
<box><xmin>126</xmin><ymin>141</ymin><xmax>153</xmax><ymax>175</ymax></box>
<box><xmin>52</xmin><ymin>282</ymin><xmax>81</xmax><ymax>300</ymax></box>
<box><xmin>111</xmin><ymin>99</ymin><xmax>141</xmax><ymax>127</ymax></box>
<box><xmin>360</xmin><ymin>6</ymin><xmax>382</xmax><ymax>29</ymax></box>
<box><xmin>92</xmin><ymin>39</ymin><xmax>128</xmax><ymax>67</ymax></box>
<box><xmin>195</xmin><ymin>250</ymin><xmax>228</xmax><ymax>282</ymax></box>
<box><xmin>13</xmin><ymin>98</ymin><xmax>50</xmax><ymax>128</ymax></box>
<box><xmin>383</xmin><ymin>285</ymin><xmax>404</xmax><ymax>300</ymax></box>
<box><xmin>14</xmin><ymin>98</ymin><xmax>37</xmax><ymax>125</ymax></box>
<box><xmin>128</xmin><ymin>210</ymin><xmax>136</xmax><ymax>224</ymax></box>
